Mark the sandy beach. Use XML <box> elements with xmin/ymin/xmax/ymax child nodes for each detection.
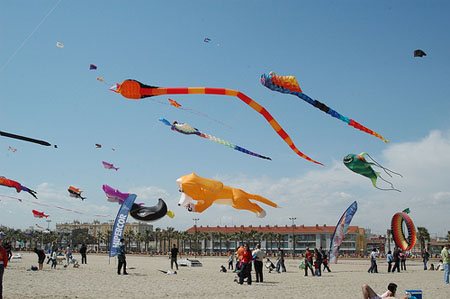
<box><xmin>2</xmin><ymin>252</ymin><xmax>447</xmax><ymax>298</ymax></box>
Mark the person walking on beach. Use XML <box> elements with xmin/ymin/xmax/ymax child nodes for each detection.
<box><xmin>304</xmin><ymin>247</ymin><xmax>315</xmax><ymax>276</ymax></box>
<box><xmin>238</xmin><ymin>244</ymin><xmax>252</xmax><ymax>285</ymax></box>
<box><xmin>314</xmin><ymin>248</ymin><xmax>323</xmax><ymax>276</ymax></box>
<box><xmin>51</xmin><ymin>250</ymin><xmax>57</xmax><ymax>269</ymax></box>
<box><xmin>117</xmin><ymin>238</ymin><xmax>128</xmax><ymax>275</ymax></box>
<box><xmin>400</xmin><ymin>250</ymin><xmax>407</xmax><ymax>271</ymax></box>
<box><xmin>227</xmin><ymin>251</ymin><xmax>234</xmax><ymax>270</ymax></box>
<box><xmin>34</xmin><ymin>247</ymin><xmax>46</xmax><ymax>270</ymax></box>
<box><xmin>2</xmin><ymin>243</ymin><xmax>11</xmax><ymax>262</ymax></box>
<box><xmin>170</xmin><ymin>244</ymin><xmax>179</xmax><ymax>270</ymax></box>
<box><xmin>80</xmin><ymin>244</ymin><xmax>87</xmax><ymax>264</ymax></box>
<box><xmin>322</xmin><ymin>252</ymin><xmax>331</xmax><ymax>272</ymax></box>
<box><xmin>391</xmin><ymin>247</ymin><xmax>401</xmax><ymax>273</ymax></box>
<box><xmin>65</xmin><ymin>246</ymin><xmax>72</xmax><ymax>265</ymax></box>
<box><xmin>422</xmin><ymin>249</ymin><xmax>430</xmax><ymax>270</ymax></box>
<box><xmin>252</xmin><ymin>244</ymin><xmax>265</xmax><ymax>283</ymax></box>
<box><xmin>441</xmin><ymin>244</ymin><xmax>449</xmax><ymax>285</ymax></box>
<box><xmin>386</xmin><ymin>250</ymin><xmax>393</xmax><ymax>272</ymax></box>
<box><xmin>368</xmin><ymin>248</ymin><xmax>378</xmax><ymax>273</ymax></box>
<box><xmin>276</xmin><ymin>248</ymin><xmax>286</xmax><ymax>273</ymax></box>
<box><xmin>0</xmin><ymin>244</ymin><xmax>8</xmax><ymax>299</ymax></box>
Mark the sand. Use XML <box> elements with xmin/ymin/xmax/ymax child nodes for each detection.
<box><xmin>2</xmin><ymin>252</ymin><xmax>447</xmax><ymax>298</ymax></box>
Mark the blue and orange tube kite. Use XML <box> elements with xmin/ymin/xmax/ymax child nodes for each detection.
<box><xmin>261</xmin><ymin>72</ymin><xmax>388</xmax><ymax>143</ymax></box>
<box><xmin>112</xmin><ymin>79</ymin><xmax>323</xmax><ymax>165</ymax></box>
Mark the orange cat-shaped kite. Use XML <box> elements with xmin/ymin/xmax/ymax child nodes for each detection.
<box><xmin>176</xmin><ymin>173</ymin><xmax>277</xmax><ymax>218</ymax></box>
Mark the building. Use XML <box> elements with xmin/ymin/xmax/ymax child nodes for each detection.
<box><xmin>185</xmin><ymin>224</ymin><xmax>366</xmax><ymax>256</ymax></box>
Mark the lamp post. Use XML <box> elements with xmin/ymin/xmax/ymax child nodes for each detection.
<box><xmin>289</xmin><ymin>217</ymin><xmax>297</xmax><ymax>258</ymax></box>
<box><xmin>193</xmin><ymin>218</ymin><xmax>199</xmax><ymax>257</ymax></box>
<box><xmin>46</xmin><ymin>219</ymin><xmax>52</xmax><ymax>230</ymax></box>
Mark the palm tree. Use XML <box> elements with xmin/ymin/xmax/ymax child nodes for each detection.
<box><xmin>222</xmin><ymin>233</ymin><xmax>232</xmax><ymax>253</ymax></box>
<box><xmin>386</xmin><ymin>229</ymin><xmax>392</xmax><ymax>252</ymax></box>
<box><xmin>143</xmin><ymin>229</ymin><xmax>152</xmax><ymax>252</ymax></box>
<box><xmin>166</xmin><ymin>227</ymin><xmax>175</xmax><ymax>249</ymax></box>
<box><xmin>199</xmin><ymin>232</ymin><xmax>210</xmax><ymax>254</ymax></box>
<box><xmin>447</xmin><ymin>231</ymin><xmax>450</xmax><ymax>242</ymax></box>
<box><xmin>417</xmin><ymin>227</ymin><xmax>430</xmax><ymax>253</ymax></box>
<box><xmin>154</xmin><ymin>228</ymin><xmax>161</xmax><ymax>253</ymax></box>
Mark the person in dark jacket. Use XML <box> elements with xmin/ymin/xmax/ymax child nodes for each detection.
<box><xmin>238</xmin><ymin>244</ymin><xmax>253</xmax><ymax>285</ymax></box>
<box><xmin>391</xmin><ymin>247</ymin><xmax>401</xmax><ymax>273</ymax></box>
<box><xmin>34</xmin><ymin>248</ymin><xmax>46</xmax><ymax>270</ymax></box>
<box><xmin>117</xmin><ymin>239</ymin><xmax>128</xmax><ymax>275</ymax></box>
<box><xmin>80</xmin><ymin>244</ymin><xmax>87</xmax><ymax>264</ymax></box>
<box><xmin>0</xmin><ymin>244</ymin><xmax>8</xmax><ymax>299</ymax></box>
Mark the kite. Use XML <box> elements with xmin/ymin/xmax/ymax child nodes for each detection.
<box><xmin>35</xmin><ymin>224</ymin><xmax>50</xmax><ymax>233</ymax></box>
<box><xmin>0</xmin><ymin>176</ymin><xmax>37</xmax><ymax>199</ymax></box>
<box><xmin>177</xmin><ymin>173</ymin><xmax>277</xmax><ymax>217</ymax></box>
<box><xmin>343</xmin><ymin>152</ymin><xmax>402</xmax><ymax>191</ymax></box>
<box><xmin>56</xmin><ymin>41</ymin><xmax>64</xmax><ymax>48</ymax></box>
<box><xmin>168</xmin><ymin>98</ymin><xmax>182</xmax><ymax>108</ymax></box>
<box><xmin>414</xmin><ymin>49</ymin><xmax>426</xmax><ymax>57</ymax></box>
<box><xmin>261</xmin><ymin>72</ymin><xmax>389</xmax><ymax>143</ymax></box>
<box><xmin>130</xmin><ymin>199</ymin><xmax>175</xmax><ymax>222</ymax></box>
<box><xmin>0</xmin><ymin>130</ymin><xmax>55</xmax><ymax>147</ymax></box>
<box><xmin>102</xmin><ymin>161</ymin><xmax>119</xmax><ymax>171</ymax></box>
<box><xmin>159</xmin><ymin>118</ymin><xmax>271</xmax><ymax>160</ymax></box>
<box><xmin>97</xmin><ymin>77</ymin><xmax>104</xmax><ymax>82</ymax></box>
<box><xmin>329</xmin><ymin>201</ymin><xmax>358</xmax><ymax>263</ymax></box>
<box><xmin>8</xmin><ymin>146</ymin><xmax>17</xmax><ymax>152</ymax></box>
<box><xmin>68</xmin><ymin>186</ymin><xmax>86</xmax><ymax>200</ymax></box>
<box><xmin>32</xmin><ymin>210</ymin><xmax>49</xmax><ymax>218</ymax></box>
<box><xmin>95</xmin><ymin>144</ymin><xmax>102</xmax><ymax>148</ymax></box>
<box><xmin>391</xmin><ymin>211</ymin><xmax>416</xmax><ymax>251</ymax></box>
<box><xmin>102</xmin><ymin>184</ymin><xmax>173</xmax><ymax>221</ymax></box>
<box><xmin>89</xmin><ymin>64</ymin><xmax>97</xmax><ymax>70</ymax></box>
<box><xmin>204</xmin><ymin>38</ymin><xmax>211</xmax><ymax>42</ymax></box>
<box><xmin>112</xmin><ymin>79</ymin><xmax>322</xmax><ymax>165</ymax></box>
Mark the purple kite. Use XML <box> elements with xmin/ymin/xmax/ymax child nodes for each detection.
<box><xmin>102</xmin><ymin>161</ymin><xmax>119</xmax><ymax>171</ymax></box>
<box><xmin>89</xmin><ymin>64</ymin><xmax>97</xmax><ymax>70</ymax></box>
<box><xmin>102</xmin><ymin>184</ymin><xmax>129</xmax><ymax>204</ymax></box>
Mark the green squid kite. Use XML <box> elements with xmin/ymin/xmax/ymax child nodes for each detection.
<box><xmin>343</xmin><ymin>152</ymin><xmax>402</xmax><ymax>192</ymax></box>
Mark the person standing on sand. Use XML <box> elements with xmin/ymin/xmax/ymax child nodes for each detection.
<box><xmin>0</xmin><ymin>244</ymin><xmax>8</xmax><ymax>299</ymax></box>
<box><xmin>235</xmin><ymin>244</ymin><xmax>244</xmax><ymax>272</ymax></box>
<box><xmin>170</xmin><ymin>244</ymin><xmax>180</xmax><ymax>270</ymax></box>
<box><xmin>117</xmin><ymin>238</ymin><xmax>128</xmax><ymax>275</ymax></box>
<box><xmin>442</xmin><ymin>244</ymin><xmax>449</xmax><ymax>285</ymax></box>
<box><xmin>368</xmin><ymin>248</ymin><xmax>378</xmax><ymax>273</ymax></box>
<box><xmin>422</xmin><ymin>249</ymin><xmax>430</xmax><ymax>270</ymax></box>
<box><xmin>386</xmin><ymin>250</ymin><xmax>393</xmax><ymax>272</ymax></box>
<box><xmin>227</xmin><ymin>251</ymin><xmax>234</xmax><ymax>270</ymax></box>
<box><xmin>80</xmin><ymin>244</ymin><xmax>87</xmax><ymax>264</ymax></box>
<box><xmin>238</xmin><ymin>244</ymin><xmax>252</xmax><ymax>285</ymax></box>
<box><xmin>314</xmin><ymin>248</ymin><xmax>323</xmax><ymax>276</ymax></box>
<box><xmin>276</xmin><ymin>249</ymin><xmax>286</xmax><ymax>273</ymax></box>
<box><xmin>304</xmin><ymin>247</ymin><xmax>315</xmax><ymax>276</ymax></box>
<box><xmin>400</xmin><ymin>250</ymin><xmax>406</xmax><ymax>271</ymax></box>
<box><xmin>252</xmin><ymin>244</ymin><xmax>265</xmax><ymax>283</ymax></box>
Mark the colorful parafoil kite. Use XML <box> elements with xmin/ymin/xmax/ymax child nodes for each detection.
<box><xmin>68</xmin><ymin>186</ymin><xmax>86</xmax><ymax>200</ymax></box>
<box><xmin>102</xmin><ymin>161</ymin><xmax>119</xmax><ymax>171</ymax></box>
<box><xmin>391</xmin><ymin>211</ymin><xmax>416</xmax><ymax>251</ymax></box>
<box><xmin>343</xmin><ymin>152</ymin><xmax>402</xmax><ymax>191</ymax></box>
<box><xmin>8</xmin><ymin>146</ymin><xmax>17</xmax><ymax>152</ymax></box>
<box><xmin>177</xmin><ymin>173</ymin><xmax>277</xmax><ymax>217</ymax></box>
<box><xmin>32</xmin><ymin>210</ymin><xmax>49</xmax><ymax>218</ymax></box>
<box><xmin>112</xmin><ymin>79</ymin><xmax>323</xmax><ymax>165</ymax></box>
<box><xmin>95</xmin><ymin>144</ymin><xmax>102</xmax><ymax>148</ymax></box>
<box><xmin>204</xmin><ymin>38</ymin><xmax>211</xmax><ymax>43</ymax></box>
<box><xmin>0</xmin><ymin>130</ymin><xmax>54</xmax><ymax>147</ymax></box>
<box><xmin>329</xmin><ymin>201</ymin><xmax>358</xmax><ymax>263</ymax></box>
<box><xmin>89</xmin><ymin>64</ymin><xmax>97</xmax><ymax>70</ymax></box>
<box><xmin>159</xmin><ymin>118</ymin><xmax>271</xmax><ymax>160</ymax></box>
<box><xmin>261</xmin><ymin>72</ymin><xmax>388</xmax><ymax>143</ymax></box>
<box><xmin>0</xmin><ymin>176</ymin><xmax>37</xmax><ymax>199</ymax></box>
<box><xmin>168</xmin><ymin>99</ymin><xmax>181</xmax><ymax>107</ymax></box>
<box><xmin>102</xmin><ymin>184</ymin><xmax>173</xmax><ymax>221</ymax></box>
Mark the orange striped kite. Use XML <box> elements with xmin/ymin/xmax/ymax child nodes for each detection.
<box><xmin>112</xmin><ymin>79</ymin><xmax>323</xmax><ymax>165</ymax></box>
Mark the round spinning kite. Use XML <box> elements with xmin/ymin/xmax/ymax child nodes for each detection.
<box><xmin>391</xmin><ymin>212</ymin><xmax>416</xmax><ymax>251</ymax></box>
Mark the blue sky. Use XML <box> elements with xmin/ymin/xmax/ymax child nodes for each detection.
<box><xmin>1</xmin><ymin>0</ymin><xmax>449</xmax><ymax>237</ymax></box>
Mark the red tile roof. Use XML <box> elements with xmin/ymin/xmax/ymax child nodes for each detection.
<box><xmin>186</xmin><ymin>225</ymin><xmax>361</xmax><ymax>234</ymax></box>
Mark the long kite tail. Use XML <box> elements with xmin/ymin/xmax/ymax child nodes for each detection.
<box><xmin>118</xmin><ymin>80</ymin><xmax>323</xmax><ymax>165</ymax></box>
<box><xmin>197</xmin><ymin>132</ymin><xmax>272</xmax><ymax>160</ymax></box>
<box><xmin>0</xmin><ymin>130</ymin><xmax>52</xmax><ymax>146</ymax></box>
<box><xmin>261</xmin><ymin>73</ymin><xmax>389</xmax><ymax>143</ymax></box>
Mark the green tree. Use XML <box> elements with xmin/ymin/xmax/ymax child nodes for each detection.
<box><xmin>417</xmin><ymin>227</ymin><xmax>430</xmax><ymax>253</ymax></box>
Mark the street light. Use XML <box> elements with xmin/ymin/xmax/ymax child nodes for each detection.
<box><xmin>193</xmin><ymin>218</ymin><xmax>199</xmax><ymax>257</ymax></box>
<box><xmin>46</xmin><ymin>219</ymin><xmax>52</xmax><ymax>230</ymax></box>
<box><xmin>289</xmin><ymin>217</ymin><xmax>297</xmax><ymax>259</ymax></box>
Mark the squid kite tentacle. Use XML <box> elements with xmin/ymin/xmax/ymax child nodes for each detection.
<box><xmin>159</xmin><ymin>118</ymin><xmax>272</xmax><ymax>160</ymax></box>
<box><xmin>115</xmin><ymin>80</ymin><xmax>323</xmax><ymax>165</ymax></box>
<box><xmin>261</xmin><ymin>72</ymin><xmax>389</xmax><ymax>143</ymax></box>
<box><xmin>365</xmin><ymin>153</ymin><xmax>403</xmax><ymax>178</ymax></box>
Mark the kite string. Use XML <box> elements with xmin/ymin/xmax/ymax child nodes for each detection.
<box><xmin>0</xmin><ymin>0</ymin><xmax>62</xmax><ymax>73</ymax></box>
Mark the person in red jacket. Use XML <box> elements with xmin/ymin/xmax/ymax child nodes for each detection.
<box><xmin>238</xmin><ymin>243</ymin><xmax>253</xmax><ymax>285</ymax></box>
<box><xmin>0</xmin><ymin>244</ymin><xmax>8</xmax><ymax>299</ymax></box>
